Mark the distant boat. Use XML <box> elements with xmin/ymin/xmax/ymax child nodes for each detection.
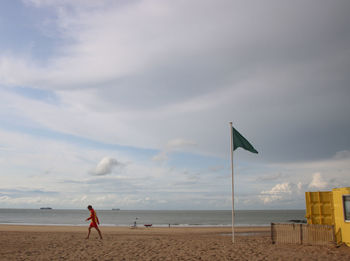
<box><xmin>112</xmin><ymin>208</ymin><xmax>120</xmax><ymax>211</ymax></box>
<box><xmin>40</xmin><ymin>207</ymin><xmax>52</xmax><ymax>210</ymax></box>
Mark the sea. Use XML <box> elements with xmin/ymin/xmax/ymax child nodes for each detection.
<box><xmin>0</xmin><ymin>209</ymin><xmax>306</xmax><ymax>227</ymax></box>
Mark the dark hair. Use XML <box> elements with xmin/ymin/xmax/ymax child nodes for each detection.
<box><xmin>87</xmin><ymin>205</ymin><xmax>92</xmax><ymax>209</ymax></box>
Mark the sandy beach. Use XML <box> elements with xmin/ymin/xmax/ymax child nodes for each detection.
<box><xmin>0</xmin><ymin>225</ymin><xmax>349</xmax><ymax>261</ymax></box>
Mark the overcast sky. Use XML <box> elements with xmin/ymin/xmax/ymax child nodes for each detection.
<box><xmin>0</xmin><ymin>0</ymin><xmax>349</xmax><ymax>210</ymax></box>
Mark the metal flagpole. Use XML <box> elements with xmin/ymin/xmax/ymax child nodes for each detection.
<box><xmin>229</xmin><ymin>122</ymin><xmax>235</xmax><ymax>243</ymax></box>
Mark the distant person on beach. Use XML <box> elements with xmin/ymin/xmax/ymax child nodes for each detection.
<box><xmin>86</xmin><ymin>205</ymin><xmax>103</xmax><ymax>239</ymax></box>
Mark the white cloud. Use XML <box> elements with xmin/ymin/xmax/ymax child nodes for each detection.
<box><xmin>259</xmin><ymin>182</ymin><xmax>300</xmax><ymax>204</ymax></box>
<box><xmin>257</xmin><ymin>150</ymin><xmax>350</xmax><ymax>206</ymax></box>
<box><xmin>91</xmin><ymin>157</ymin><xmax>121</xmax><ymax>176</ymax></box>
<box><xmin>308</xmin><ymin>172</ymin><xmax>328</xmax><ymax>190</ymax></box>
<box><xmin>0</xmin><ymin>128</ymin><xmax>129</xmax><ymax>193</ymax></box>
<box><xmin>0</xmin><ymin>127</ymin><xmax>230</xmax><ymax>209</ymax></box>
<box><xmin>265</xmin><ymin>150</ymin><xmax>350</xmax><ymax>188</ymax></box>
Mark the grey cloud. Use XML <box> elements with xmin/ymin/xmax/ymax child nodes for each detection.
<box><xmin>94</xmin><ymin>1</ymin><xmax>350</xmax><ymax>164</ymax></box>
<box><xmin>75</xmin><ymin>1</ymin><xmax>350</xmax><ymax>109</ymax></box>
<box><xmin>2</xmin><ymin>0</ymin><xmax>350</xmax><ymax>166</ymax></box>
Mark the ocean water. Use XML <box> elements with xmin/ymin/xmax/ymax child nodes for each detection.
<box><xmin>0</xmin><ymin>209</ymin><xmax>306</xmax><ymax>227</ymax></box>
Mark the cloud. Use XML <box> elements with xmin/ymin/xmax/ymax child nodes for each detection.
<box><xmin>153</xmin><ymin>138</ymin><xmax>196</xmax><ymax>162</ymax></box>
<box><xmin>259</xmin><ymin>182</ymin><xmax>303</xmax><ymax>204</ymax></box>
<box><xmin>0</xmin><ymin>0</ymin><xmax>349</xmax><ymax>164</ymax></box>
<box><xmin>257</xmin><ymin>162</ymin><xmax>349</xmax><ymax>206</ymax></box>
<box><xmin>308</xmin><ymin>173</ymin><xmax>328</xmax><ymax>189</ymax></box>
<box><xmin>152</xmin><ymin>151</ymin><xmax>168</xmax><ymax>162</ymax></box>
<box><xmin>166</xmin><ymin>139</ymin><xmax>197</xmax><ymax>149</ymax></box>
<box><xmin>0</xmin><ymin>126</ymin><xmax>228</xmax><ymax>210</ymax></box>
<box><xmin>256</xmin><ymin>173</ymin><xmax>282</xmax><ymax>182</ymax></box>
<box><xmin>91</xmin><ymin>157</ymin><xmax>121</xmax><ymax>176</ymax></box>
<box><xmin>0</xmin><ymin>1</ymin><xmax>350</xmax><ymax>210</ymax></box>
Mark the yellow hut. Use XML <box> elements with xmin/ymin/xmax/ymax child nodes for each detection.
<box><xmin>305</xmin><ymin>187</ymin><xmax>350</xmax><ymax>246</ymax></box>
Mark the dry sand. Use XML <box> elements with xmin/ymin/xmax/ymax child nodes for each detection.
<box><xmin>0</xmin><ymin>225</ymin><xmax>349</xmax><ymax>260</ymax></box>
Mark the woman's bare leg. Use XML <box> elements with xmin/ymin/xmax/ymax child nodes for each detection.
<box><xmin>86</xmin><ymin>227</ymin><xmax>91</xmax><ymax>239</ymax></box>
<box><xmin>95</xmin><ymin>227</ymin><xmax>103</xmax><ymax>239</ymax></box>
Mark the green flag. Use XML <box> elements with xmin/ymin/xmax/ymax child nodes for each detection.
<box><xmin>232</xmin><ymin>127</ymin><xmax>258</xmax><ymax>153</ymax></box>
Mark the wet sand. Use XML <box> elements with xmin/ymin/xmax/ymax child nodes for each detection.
<box><xmin>0</xmin><ymin>225</ymin><xmax>349</xmax><ymax>260</ymax></box>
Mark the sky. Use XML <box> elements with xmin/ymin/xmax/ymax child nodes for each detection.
<box><xmin>0</xmin><ymin>0</ymin><xmax>349</xmax><ymax>210</ymax></box>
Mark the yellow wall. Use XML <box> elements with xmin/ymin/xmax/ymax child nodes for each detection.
<box><xmin>305</xmin><ymin>187</ymin><xmax>350</xmax><ymax>246</ymax></box>
<box><xmin>305</xmin><ymin>191</ymin><xmax>334</xmax><ymax>225</ymax></box>
<box><xmin>332</xmin><ymin>187</ymin><xmax>350</xmax><ymax>246</ymax></box>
